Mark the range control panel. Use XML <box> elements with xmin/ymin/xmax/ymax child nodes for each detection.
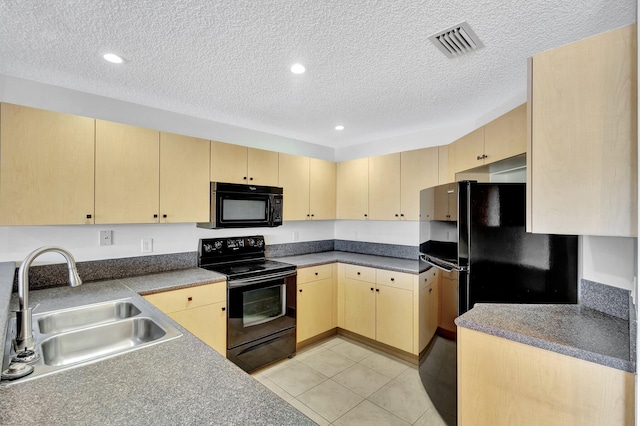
<box><xmin>199</xmin><ymin>236</ymin><xmax>266</xmax><ymax>264</ymax></box>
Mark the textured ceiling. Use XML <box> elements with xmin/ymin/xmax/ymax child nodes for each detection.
<box><xmin>0</xmin><ymin>1</ymin><xmax>636</xmax><ymax>148</ymax></box>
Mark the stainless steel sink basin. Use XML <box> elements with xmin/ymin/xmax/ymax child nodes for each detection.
<box><xmin>38</xmin><ymin>300</ymin><xmax>142</xmax><ymax>334</ymax></box>
<box><xmin>1</xmin><ymin>297</ymin><xmax>181</xmax><ymax>386</ymax></box>
<box><xmin>41</xmin><ymin>318</ymin><xmax>167</xmax><ymax>367</ymax></box>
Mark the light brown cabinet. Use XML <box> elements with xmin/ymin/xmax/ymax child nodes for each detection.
<box><xmin>527</xmin><ymin>24</ymin><xmax>637</xmax><ymax>237</ymax></box>
<box><xmin>337</xmin><ymin>157</ymin><xmax>369</xmax><ymax>219</ymax></box>
<box><xmin>159</xmin><ymin>132</ymin><xmax>210</xmax><ymax>223</ymax></box>
<box><xmin>95</xmin><ymin>120</ymin><xmax>160</xmax><ymax>224</ymax></box>
<box><xmin>0</xmin><ymin>103</ymin><xmax>96</xmax><ymax>225</ymax></box>
<box><xmin>418</xmin><ymin>268</ymin><xmax>439</xmax><ymax>353</ymax></box>
<box><xmin>296</xmin><ymin>264</ymin><xmax>335</xmax><ymax>343</ymax></box>
<box><xmin>400</xmin><ymin>147</ymin><xmax>439</xmax><ymax>220</ymax></box>
<box><xmin>341</xmin><ymin>264</ymin><xmax>416</xmax><ymax>354</ymax></box>
<box><xmin>144</xmin><ymin>282</ymin><xmax>227</xmax><ymax>356</ymax></box>
<box><xmin>451</xmin><ymin>128</ymin><xmax>485</xmax><ymax>174</ymax></box>
<box><xmin>438</xmin><ymin>270</ymin><xmax>457</xmax><ymax>333</ymax></box>
<box><xmin>368</xmin><ymin>153</ymin><xmax>401</xmax><ymax>220</ymax></box>
<box><xmin>458</xmin><ymin>327</ymin><xmax>634</xmax><ymax>426</ymax></box>
<box><xmin>279</xmin><ymin>154</ymin><xmax>336</xmax><ymax>221</ymax></box>
<box><xmin>211</xmin><ymin>140</ymin><xmax>279</xmax><ymax>186</ymax></box>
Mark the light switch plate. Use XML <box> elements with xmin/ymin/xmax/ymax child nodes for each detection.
<box><xmin>100</xmin><ymin>230</ymin><xmax>112</xmax><ymax>246</ymax></box>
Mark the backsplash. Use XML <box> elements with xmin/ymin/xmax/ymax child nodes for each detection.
<box><xmin>580</xmin><ymin>279</ymin><xmax>631</xmax><ymax>320</ymax></box>
<box><xmin>265</xmin><ymin>240</ymin><xmax>335</xmax><ymax>257</ymax></box>
<box><xmin>334</xmin><ymin>240</ymin><xmax>417</xmax><ymax>260</ymax></box>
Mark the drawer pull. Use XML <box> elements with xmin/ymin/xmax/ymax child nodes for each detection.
<box><xmin>315</xmin><ymin>272</ymin><xmax>318</xmax><ymax>276</ymax></box>
<box><xmin>187</xmin><ymin>297</ymin><xmax>193</xmax><ymax>302</ymax></box>
<box><xmin>370</xmin><ymin>287</ymin><xmax>374</xmax><ymax>291</ymax></box>
<box><xmin>376</xmin><ymin>289</ymin><xmax>380</xmax><ymax>292</ymax></box>
<box><xmin>221</xmin><ymin>307</ymin><xmax>226</xmax><ymax>311</ymax></box>
<box><xmin>429</xmin><ymin>288</ymin><xmax>432</xmax><ymax>293</ymax></box>
<box><xmin>390</xmin><ymin>278</ymin><xmax>395</xmax><ymax>281</ymax></box>
<box><xmin>299</xmin><ymin>289</ymin><xmax>302</xmax><ymax>292</ymax></box>
<box><xmin>357</xmin><ymin>272</ymin><xmax>361</xmax><ymax>275</ymax></box>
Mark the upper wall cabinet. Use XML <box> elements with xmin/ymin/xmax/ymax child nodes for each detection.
<box><xmin>159</xmin><ymin>132</ymin><xmax>210</xmax><ymax>223</ymax></box>
<box><xmin>337</xmin><ymin>157</ymin><xmax>369</xmax><ymax>219</ymax></box>
<box><xmin>95</xmin><ymin>121</ymin><xmax>160</xmax><ymax>224</ymax></box>
<box><xmin>309</xmin><ymin>158</ymin><xmax>336</xmax><ymax>220</ymax></box>
<box><xmin>451</xmin><ymin>104</ymin><xmax>527</xmax><ymax>176</ymax></box>
<box><xmin>369</xmin><ymin>153</ymin><xmax>401</xmax><ymax>220</ymax></box>
<box><xmin>210</xmin><ymin>141</ymin><xmax>278</xmax><ymax>186</ymax></box>
<box><xmin>527</xmin><ymin>24</ymin><xmax>637</xmax><ymax>237</ymax></box>
<box><xmin>0</xmin><ymin>103</ymin><xmax>95</xmax><ymax>225</ymax></box>
<box><xmin>401</xmin><ymin>147</ymin><xmax>439</xmax><ymax>220</ymax></box>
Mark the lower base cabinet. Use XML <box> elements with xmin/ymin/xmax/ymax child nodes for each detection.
<box><xmin>296</xmin><ymin>264</ymin><xmax>336</xmax><ymax>344</ymax></box>
<box><xmin>458</xmin><ymin>327</ymin><xmax>634</xmax><ymax>426</ymax></box>
<box><xmin>419</xmin><ymin>268</ymin><xmax>439</xmax><ymax>353</ymax></box>
<box><xmin>144</xmin><ymin>281</ymin><xmax>227</xmax><ymax>356</ymax></box>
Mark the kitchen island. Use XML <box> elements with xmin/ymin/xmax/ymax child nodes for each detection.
<box><xmin>0</xmin><ymin>264</ymin><xmax>315</xmax><ymax>425</ymax></box>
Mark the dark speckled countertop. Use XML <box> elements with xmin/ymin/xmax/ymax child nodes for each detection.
<box><xmin>0</xmin><ymin>266</ymin><xmax>314</xmax><ymax>425</ymax></box>
<box><xmin>456</xmin><ymin>303</ymin><xmax>633</xmax><ymax>372</ymax></box>
<box><xmin>273</xmin><ymin>251</ymin><xmax>420</xmax><ymax>274</ymax></box>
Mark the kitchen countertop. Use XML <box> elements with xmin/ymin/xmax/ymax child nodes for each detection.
<box><xmin>0</xmin><ymin>267</ymin><xmax>314</xmax><ymax>425</ymax></box>
<box><xmin>455</xmin><ymin>303</ymin><xmax>633</xmax><ymax>373</ymax></box>
<box><xmin>273</xmin><ymin>251</ymin><xmax>420</xmax><ymax>274</ymax></box>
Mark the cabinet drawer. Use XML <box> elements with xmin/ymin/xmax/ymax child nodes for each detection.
<box><xmin>344</xmin><ymin>264</ymin><xmax>376</xmax><ymax>282</ymax></box>
<box><xmin>419</xmin><ymin>268</ymin><xmax>438</xmax><ymax>291</ymax></box>
<box><xmin>375</xmin><ymin>269</ymin><xmax>413</xmax><ymax>291</ymax></box>
<box><xmin>297</xmin><ymin>264</ymin><xmax>333</xmax><ymax>283</ymax></box>
<box><xmin>144</xmin><ymin>281</ymin><xmax>226</xmax><ymax>313</ymax></box>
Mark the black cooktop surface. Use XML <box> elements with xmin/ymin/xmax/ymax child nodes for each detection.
<box><xmin>203</xmin><ymin>259</ymin><xmax>296</xmax><ymax>279</ymax></box>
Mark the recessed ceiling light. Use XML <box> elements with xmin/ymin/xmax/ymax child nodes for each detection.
<box><xmin>103</xmin><ymin>53</ymin><xmax>123</xmax><ymax>64</ymax></box>
<box><xmin>335</xmin><ymin>125</ymin><xmax>345</xmax><ymax>131</ymax></box>
<box><xmin>290</xmin><ymin>63</ymin><xmax>305</xmax><ymax>74</ymax></box>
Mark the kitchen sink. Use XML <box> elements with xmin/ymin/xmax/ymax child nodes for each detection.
<box><xmin>1</xmin><ymin>297</ymin><xmax>181</xmax><ymax>386</ymax></box>
<box><xmin>41</xmin><ymin>317</ymin><xmax>167</xmax><ymax>367</ymax></box>
<box><xmin>38</xmin><ymin>300</ymin><xmax>142</xmax><ymax>334</ymax></box>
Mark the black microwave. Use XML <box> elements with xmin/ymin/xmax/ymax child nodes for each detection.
<box><xmin>197</xmin><ymin>182</ymin><xmax>283</xmax><ymax>229</ymax></box>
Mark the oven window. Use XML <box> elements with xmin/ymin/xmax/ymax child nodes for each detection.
<box><xmin>222</xmin><ymin>199</ymin><xmax>267</xmax><ymax>221</ymax></box>
<box><xmin>242</xmin><ymin>284</ymin><xmax>285</xmax><ymax>327</ymax></box>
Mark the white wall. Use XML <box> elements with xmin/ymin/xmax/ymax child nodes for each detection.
<box><xmin>580</xmin><ymin>236</ymin><xmax>637</xmax><ymax>297</ymax></box>
<box><xmin>334</xmin><ymin>220</ymin><xmax>419</xmax><ymax>246</ymax></box>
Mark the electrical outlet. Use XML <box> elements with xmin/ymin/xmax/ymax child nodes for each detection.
<box><xmin>100</xmin><ymin>230</ymin><xmax>113</xmax><ymax>246</ymax></box>
<box><xmin>292</xmin><ymin>231</ymin><xmax>299</xmax><ymax>241</ymax></box>
<box><xmin>141</xmin><ymin>238</ymin><xmax>153</xmax><ymax>253</ymax></box>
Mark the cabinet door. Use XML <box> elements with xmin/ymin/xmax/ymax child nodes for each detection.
<box><xmin>428</xmin><ymin>279</ymin><xmax>439</xmax><ymax>342</ymax></box>
<box><xmin>159</xmin><ymin>132</ymin><xmax>210</xmax><ymax>223</ymax></box>
<box><xmin>452</xmin><ymin>127</ymin><xmax>485</xmax><ymax>173</ymax></box>
<box><xmin>528</xmin><ymin>24</ymin><xmax>637</xmax><ymax>236</ymax></box>
<box><xmin>369</xmin><ymin>153</ymin><xmax>401</xmax><ymax>220</ymax></box>
<box><xmin>248</xmin><ymin>148</ymin><xmax>279</xmax><ymax>186</ymax></box>
<box><xmin>343</xmin><ymin>278</ymin><xmax>375</xmax><ymax>339</ymax></box>
<box><xmin>337</xmin><ymin>157</ymin><xmax>369</xmax><ymax>220</ymax></box>
<box><xmin>419</xmin><ymin>268</ymin><xmax>438</xmax><ymax>352</ymax></box>
<box><xmin>484</xmin><ymin>104</ymin><xmax>526</xmax><ymax>164</ymax></box>
<box><xmin>401</xmin><ymin>147</ymin><xmax>439</xmax><ymax>220</ymax></box>
<box><xmin>0</xmin><ymin>103</ymin><xmax>95</xmax><ymax>225</ymax></box>
<box><xmin>376</xmin><ymin>284</ymin><xmax>413</xmax><ymax>353</ymax></box>
<box><xmin>169</xmin><ymin>302</ymin><xmax>227</xmax><ymax>356</ymax></box>
<box><xmin>309</xmin><ymin>158</ymin><xmax>336</xmax><ymax>220</ymax></box>
<box><xmin>278</xmin><ymin>153</ymin><xmax>310</xmax><ymax>220</ymax></box>
<box><xmin>210</xmin><ymin>140</ymin><xmax>247</xmax><ymax>184</ymax></box>
<box><xmin>439</xmin><ymin>271</ymin><xmax>458</xmax><ymax>333</ymax></box>
<box><xmin>297</xmin><ymin>278</ymin><xmax>334</xmax><ymax>343</ymax></box>
<box><xmin>95</xmin><ymin>120</ymin><xmax>159</xmax><ymax>224</ymax></box>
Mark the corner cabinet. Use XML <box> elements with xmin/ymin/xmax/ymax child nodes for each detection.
<box><xmin>296</xmin><ymin>264</ymin><xmax>336</xmax><ymax>343</ymax></box>
<box><xmin>527</xmin><ymin>24</ymin><xmax>637</xmax><ymax>236</ymax></box>
<box><xmin>144</xmin><ymin>282</ymin><xmax>227</xmax><ymax>356</ymax></box>
<box><xmin>211</xmin><ymin>140</ymin><xmax>278</xmax><ymax>186</ymax></box>
<box><xmin>337</xmin><ymin>157</ymin><xmax>369</xmax><ymax>220</ymax></box>
<box><xmin>0</xmin><ymin>103</ymin><xmax>96</xmax><ymax>225</ymax></box>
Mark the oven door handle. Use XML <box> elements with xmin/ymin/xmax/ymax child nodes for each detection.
<box><xmin>228</xmin><ymin>270</ymin><xmax>297</xmax><ymax>287</ymax></box>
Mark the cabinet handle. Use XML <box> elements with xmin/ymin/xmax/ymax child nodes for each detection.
<box><xmin>477</xmin><ymin>155</ymin><xmax>483</xmax><ymax>160</ymax></box>
<box><xmin>483</xmin><ymin>154</ymin><xmax>488</xmax><ymax>159</ymax></box>
<box><xmin>86</xmin><ymin>214</ymin><xmax>92</xmax><ymax>219</ymax></box>
<box><xmin>311</xmin><ymin>214</ymin><xmax>314</xmax><ymax>217</ymax></box>
<box><xmin>395</xmin><ymin>214</ymin><xmax>399</xmax><ymax>217</ymax></box>
<box><xmin>400</xmin><ymin>214</ymin><xmax>404</xmax><ymax>217</ymax></box>
<box><xmin>162</xmin><ymin>214</ymin><xmax>167</xmax><ymax>219</ymax></box>
<box><xmin>314</xmin><ymin>272</ymin><xmax>318</xmax><ymax>276</ymax></box>
<box><xmin>429</xmin><ymin>288</ymin><xmax>432</xmax><ymax>293</ymax></box>
<box><xmin>249</xmin><ymin>177</ymin><xmax>254</xmax><ymax>181</ymax></box>
<box><xmin>364</xmin><ymin>214</ymin><xmax>368</xmax><ymax>218</ymax></box>
<box><xmin>221</xmin><ymin>307</ymin><xmax>226</xmax><ymax>311</ymax></box>
<box><xmin>390</xmin><ymin>278</ymin><xmax>395</xmax><ymax>281</ymax></box>
<box><xmin>376</xmin><ymin>288</ymin><xmax>380</xmax><ymax>292</ymax></box>
<box><xmin>307</xmin><ymin>214</ymin><xmax>310</xmax><ymax>217</ymax></box>
<box><xmin>357</xmin><ymin>272</ymin><xmax>361</xmax><ymax>275</ymax></box>
<box><xmin>187</xmin><ymin>297</ymin><xmax>193</xmax><ymax>301</ymax></box>
<box><xmin>243</xmin><ymin>176</ymin><xmax>247</xmax><ymax>180</ymax></box>
<box><xmin>370</xmin><ymin>287</ymin><xmax>374</xmax><ymax>291</ymax></box>
<box><xmin>299</xmin><ymin>289</ymin><xmax>302</xmax><ymax>292</ymax></box>
<box><xmin>153</xmin><ymin>214</ymin><xmax>158</xmax><ymax>218</ymax></box>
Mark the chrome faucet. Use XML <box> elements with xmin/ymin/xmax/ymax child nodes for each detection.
<box><xmin>14</xmin><ymin>246</ymin><xmax>82</xmax><ymax>352</ymax></box>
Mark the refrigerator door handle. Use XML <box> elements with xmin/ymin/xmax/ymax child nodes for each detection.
<box><xmin>420</xmin><ymin>254</ymin><xmax>463</xmax><ymax>272</ymax></box>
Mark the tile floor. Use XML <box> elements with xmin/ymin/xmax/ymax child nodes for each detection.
<box><xmin>252</xmin><ymin>336</ymin><xmax>455</xmax><ymax>425</ymax></box>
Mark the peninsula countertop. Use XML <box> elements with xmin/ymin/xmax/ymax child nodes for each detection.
<box><xmin>0</xmin><ymin>266</ymin><xmax>314</xmax><ymax>425</ymax></box>
<box><xmin>455</xmin><ymin>303</ymin><xmax>633</xmax><ymax>372</ymax></box>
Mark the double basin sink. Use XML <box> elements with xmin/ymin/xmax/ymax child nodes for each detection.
<box><xmin>2</xmin><ymin>298</ymin><xmax>181</xmax><ymax>385</ymax></box>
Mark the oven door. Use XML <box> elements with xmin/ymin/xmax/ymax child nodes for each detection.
<box><xmin>227</xmin><ymin>272</ymin><xmax>296</xmax><ymax>350</ymax></box>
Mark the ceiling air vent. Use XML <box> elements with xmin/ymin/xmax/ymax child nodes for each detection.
<box><xmin>429</xmin><ymin>21</ymin><xmax>484</xmax><ymax>58</ymax></box>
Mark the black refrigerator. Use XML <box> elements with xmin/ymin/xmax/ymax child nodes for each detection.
<box><xmin>418</xmin><ymin>181</ymin><xmax>577</xmax><ymax>424</ymax></box>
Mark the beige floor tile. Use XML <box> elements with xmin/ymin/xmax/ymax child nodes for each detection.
<box><xmin>254</xmin><ymin>356</ymin><xmax>296</xmax><ymax>377</ymax></box>
<box><xmin>254</xmin><ymin>376</ymin><xmax>294</xmax><ymax>402</ymax></box>
<box><xmin>359</xmin><ymin>352</ymin><xmax>409</xmax><ymax>378</ymax></box>
<box><xmin>334</xmin><ymin>400</ymin><xmax>410</xmax><ymax>426</ymax></box>
<box><xmin>368</xmin><ymin>369</ymin><xmax>433</xmax><ymax>424</ymax></box>
<box><xmin>265</xmin><ymin>361</ymin><xmax>328</xmax><ymax>396</ymax></box>
<box><xmin>288</xmin><ymin>398</ymin><xmax>330</xmax><ymax>426</ymax></box>
<box><xmin>413</xmin><ymin>407</ymin><xmax>453</xmax><ymax>426</ymax></box>
<box><xmin>321</xmin><ymin>335</ymin><xmax>346</xmax><ymax>349</ymax></box>
<box><xmin>300</xmin><ymin>349</ymin><xmax>355</xmax><ymax>377</ymax></box>
<box><xmin>297</xmin><ymin>379</ymin><xmax>364</xmax><ymax>422</ymax></box>
<box><xmin>332</xmin><ymin>363</ymin><xmax>391</xmax><ymax>397</ymax></box>
<box><xmin>329</xmin><ymin>340</ymin><xmax>375</xmax><ymax>362</ymax></box>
